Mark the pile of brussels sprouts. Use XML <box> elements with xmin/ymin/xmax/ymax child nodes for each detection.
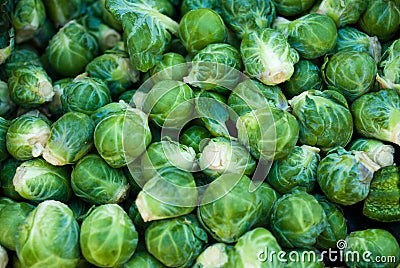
<box><xmin>1</xmin><ymin>0</ymin><xmax>400</xmax><ymax>267</ymax></box>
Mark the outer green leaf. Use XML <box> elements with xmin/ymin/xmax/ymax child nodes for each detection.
<box><xmin>71</xmin><ymin>154</ymin><xmax>130</xmax><ymax>205</ymax></box>
<box><xmin>13</xmin><ymin>158</ymin><xmax>72</xmax><ymax>203</ymax></box>
<box><xmin>351</xmin><ymin>89</ymin><xmax>400</xmax><ymax>146</ymax></box>
<box><xmin>136</xmin><ymin>167</ymin><xmax>197</xmax><ymax>221</ymax></box>
<box><xmin>46</xmin><ymin>21</ymin><xmax>99</xmax><ymax>77</ymax></box>
<box><xmin>363</xmin><ymin>166</ymin><xmax>400</xmax><ymax>222</ymax></box>
<box><xmin>94</xmin><ymin>108</ymin><xmax>152</xmax><ymax>168</ymax></box>
<box><xmin>345</xmin><ymin>229</ymin><xmax>400</xmax><ymax>268</ymax></box>
<box><xmin>221</xmin><ymin>0</ymin><xmax>275</xmax><ymax>38</ymax></box>
<box><xmin>61</xmin><ymin>74</ymin><xmax>112</xmax><ymax>115</ymax></box>
<box><xmin>286</xmin><ymin>13</ymin><xmax>337</xmax><ymax>59</ymax></box>
<box><xmin>289</xmin><ymin>90</ymin><xmax>353</xmax><ymax>151</ymax></box>
<box><xmin>322</xmin><ymin>50</ymin><xmax>377</xmax><ymax>101</ymax></box>
<box><xmin>241</xmin><ymin>29</ymin><xmax>299</xmax><ymax>86</ymax></box>
<box><xmin>358</xmin><ymin>0</ymin><xmax>400</xmax><ymax>41</ymax></box>
<box><xmin>43</xmin><ymin>112</ymin><xmax>95</xmax><ymax>166</ymax></box>
<box><xmin>0</xmin><ymin>201</ymin><xmax>34</xmax><ymax>251</ymax></box>
<box><xmin>80</xmin><ymin>204</ymin><xmax>138</xmax><ymax>267</ymax></box>
<box><xmin>145</xmin><ymin>214</ymin><xmax>208</xmax><ymax>267</ymax></box>
<box><xmin>106</xmin><ymin>0</ymin><xmax>179</xmax><ymax>72</ymax></box>
<box><xmin>8</xmin><ymin>65</ymin><xmax>53</xmax><ymax>108</ymax></box>
<box><xmin>16</xmin><ymin>200</ymin><xmax>80</xmax><ymax>268</ymax></box>
<box><xmin>317</xmin><ymin>147</ymin><xmax>380</xmax><ymax>206</ymax></box>
<box><xmin>270</xmin><ymin>191</ymin><xmax>327</xmax><ymax>248</ymax></box>
<box><xmin>267</xmin><ymin>145</ymin><xmax>320</xmax><ymax>194</ymax></box>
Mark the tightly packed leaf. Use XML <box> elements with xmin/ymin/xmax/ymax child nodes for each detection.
<box><xmin>16</xmin><ymin>200</ymin><xmax>80</xmax><ymax>268</ymax></box>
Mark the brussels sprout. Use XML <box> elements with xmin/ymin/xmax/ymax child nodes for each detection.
<box><xmin>86</xmin><ymin>51</ymin><xmax>139</xmax><ymax>98</ymax></box>
<box><xmin>0</xmin><ymin>201</ymin><xmax>34</xmax><ymax>250</ymax></box>
<box><xmin>270</xmin><ymin>191</ymin><xmax>327</xmax><ymax>248</ymax></box>
<box><xmin>6</xmin><ymin>115</ymin><xmax>51</xmax><ymax>160</ymax></box>
<box><xmin>351</xmin><ymin>89</ymin><xmax>400</xmax><ymax>146</ymax></box>
<box><xmin>184</xmin><ymin>43</ymin><xmax>242</xmax><ymax>94</ymax></box>
<box><xmin>241</xmin><ymin>29</ymin><xmax>299</xmax><ymax>86</ymax></box>
<box><xmin>315</xmin><ymin>195</ymin><xmax>347</xmax><ymax>249</ymax></box>
<box><xmin>281</xmin><ymin>60</ymin><xmax>322</xmax><ymax>98</ymax></box>
<box><xmin>43</xmin><ymin>0</ymin><xmax>84</xmax><ymax>27</ymax></box>
<box><xmin>61</xmin><ymin>74</ymin><xmax>112</xmax><ymax>115</ymax></box>
<box><xmin>349</xmin><ymin>138</ymin><xmax>395</xmax><ymax>168</ymax></box>
<box><xmin>119</xmin><ymin>251</ymin><xmax>165</xmax><ymax>268</ymax></box>
<box><xmin>80</xmin><ymin>204</ymin><xmax>138</xmax><ymax>267</ymax></box>
<box><xmin>150</xmin><ymin>52</ymin><xmax>187</xmax><ymax>83</ymax></box>
<box><xmin>237</xmin><ymin>106</ymin><xmax>299</xmax><ymax>160</ymax></box>
<box><xmin>363</xmin><ymin>166</ymin><xmax>400</xmax><ymax>222</ymax></box>
<box><xmin>140</xmin><ymin>139</ymin><xmax>197</xmax><ymax>180</ymax></box>
<box><xmin>13</xmin><ymin>158</ymin><xmax>72</xmax><ymax>203</ymax></box>
<box><xmin>228</xmin><ymin>79</ymin><xmax>289</xmax><ymax>116</ymax></box>
<box><xmin>276</xmin><ymin>1</ymin><xmax>318</xmax><ymax>16</ymax></box>
<box><xmin>118</xmin><ymin>90</ymin><xmax>136</xmax><ymax>104</ymax></box>
<box><xmin>334</xmin><ymin>27</ymin><xmax>382</xmax><ymax>63</ymax></box>
<box><xmin>358</xmin><ymin>0</ymin><xmax>400</xmax><ymax>42</ymax></box>
<box><xmin>0</xmin><ymin>47</ymin><xmax>42</xmax><ymax>81</ymax></box>
<box><xmin>0</xmin><ymin>117</ymin><xmax>9</xmax><ymax>163</ymax></box>
<box><xmin>0</xmin><ymin>80</ymin><xmax>15</xmax><ymax>116</ymax></box>
<box><xmin>136</xmin><ymin>167</ymin><xmax>197</xmax><ymax>221</ymax></box>
<box><xmin>48</xmin><ymin>78</ymin><xmax>72</xmax><ymax>116</ymax></box>
<box><xmin>267</xmin><ymin>145</ymin><xmax>320</xmax><ymax>194</ymax></box>
<box><xmin>322</xmin><ymin>51</ymin><xmax>377</xmax><ymax>101</ymax></box>
<box><xmin>198</xmin><ymin>174</ymin><xmax>267</xmax><ymax>243</ymax></box>
<box><xmin>181</xmin><ymin>0</ymin><xmax>219</xmax><ymax>15</ymax></box>
<box><xmin>179</xmin><ymin>8</ymin><xmax>227</xmax><ymax>55</ymax></box>
<box><xmin>195</xmin><ymin>90</ymin><xmax>232</xmax><ymax>138</ymax></box>
<box><xmin>198</xmin><ymin>137</ymin><xmax>256</xmax><ymax>179</ymax></box>
<box><xmin>376</xmin><ymin>39</ymin><xmax>400</xmax><ymax>91</ymax></box>
<box><xmin>141</xmin><ymin>80</ymin><xmax>194</xmax><ymax>129</ymax></box>
<box><xmin>106</xmin><ymin>0</ymin><xmax>179</xmax><ymax>72</ymax></box>
<box><xmin>8</xmin><ymin>65</ymin><xmax>53</xmax><ymax>108</ymax></box>
<box><xmin>286</xmin><ymin>13</ymin><xmax>337</xmax><ymax>59</ymax></box>
<box><xmin>12</xmin><ymin>0</ymin><xmax>46</xmax><ymax>44</ymax></box>
<box><xmin>43</xmin><ymin>112</ymin><xmax>95</xmax><ymax>166</ymax></box>
<box><xmin>317</xmin><ymin>147</ymin><xmax>380</xmax><ymax>206</ymax></box>
<box><xmin>91</xmin><ymin>101</ymin><xmax>130</xmax><ymax>125</ymax></box>
<box><xmin>16</xmin><ymin>200</ymin><xmax>80</xmax><ymax>268</ymax></box>
<box><xmin>145</xmin><ymin>214</ymin><xmax>208</xmax><ymax>267</ymax></box>
<box><xmin>71</xmin><ymin>154</ymin><xmax>129</xmax><ymax>204</ymax></box>
<box><xmin>193</xmin><ymin>243</ymin><xmax>235</xmax><ymax>268</ymax></box>
<box><xmin>46</xmin><ymin>21</ymin><xmax>99</xmax><ymax>77</ymax></box>
<box><xmin>0</xmin><ymin>158</ymin><xmax>23</xmax><ymax>200</ymax></box>
<box><xmin>316</xmin><ymin>0</ymin><xmax>367</xmax><ymax>27</ymax></box>
<box><xmin>180</xmin><ymin>125</ymin><xmax>211</xmax><ymax>153</ymax></box>
<box><xmin>289</xmin><ymin>90</ymin><xmax>353</xmax><ymax>151</ymax></box>
<box><xmin>345</xmin><ymin>229</ymin><xmax>400</xmax><ymax>268</ymax></box>
<box><xmin>94</xmin><ymin>108</ymin><xmax>152</xmax><ymax>168</ymax></box>
<box><xmin>220</xmin><ymin>0</ymin><xmax>275</xmax><ymax>38</ymax></box>
<box><xmin>234</xmin><ymin>228</ymin><xmax>283</xmax><ymax>268</ymax></box>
